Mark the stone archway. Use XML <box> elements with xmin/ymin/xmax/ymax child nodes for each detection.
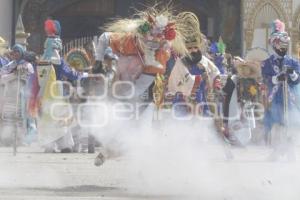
<box><xmin>244</xmin><ymin>0</ymin><xmax>289</xmax><ymax>51</ymax></box>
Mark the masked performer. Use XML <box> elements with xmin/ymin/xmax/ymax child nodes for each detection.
<box><xmin>222</xmin><ymin>57</ymin><xmax>261</xmax><ymax>145</ymax></box>
<box><xmin>38</xmin><ymin>20</ymin><xmax>88</xmax><ymax>153</ymax></box>
<box><xmin>262</xmin><ymin>20</ymin><xmax>300</xmax><ymax>160</ymax></box>
<box><xmin>0</xmin><ymin>44</ymin><xmax>35</xmax><ymax>145</ymax></box>
<box><xmin>167</xmin><ymin>12</ymin><xmax>221</xmax><ymax>117</ymax></box>
<box><xmin>93</xmin><ymin>5</ymin><xmax>189</xmax><ymax>164</ymax></box>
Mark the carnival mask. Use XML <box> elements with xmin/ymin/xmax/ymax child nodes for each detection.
<box><xmin>270</xmin><ymin>32</ymin><xmax>290</xmax><ymax>57</ymax></box>
<box><xmin>275</xmin><ymin>47</ymin><xmax>288</xmax><ymax>57</ymax></box>
<box><xmin>183</xmin><ymin>50</ymin><xmax>202</xmax><ymax>66</ymax></box>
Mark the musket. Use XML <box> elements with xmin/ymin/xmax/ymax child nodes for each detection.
<box><xmin>282</xmin><ymin>65</ymin><xmax>289</xmax><ymax>138</ymax></box>
<box><xmin>13</xmin><ymin>68</ymin><xmax>21</xmax><ymax>156</ymax></box>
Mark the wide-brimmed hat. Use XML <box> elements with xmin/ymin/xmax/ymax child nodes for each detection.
<box><xmin>234</xmin><ymin>57</ymin><xmax>261</xmax><ymax>79</ymax></box>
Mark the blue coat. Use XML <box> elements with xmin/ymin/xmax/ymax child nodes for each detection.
<box><xmin>262</xmin><ymin>55</ymin><xmax>300</xmax><ymax>132</ymax></box>
<box><xmin>188</xmin><ymin>64</ymin><xmax>210</xmax><ymax>115</ymax></box>
<box><xmin>189</xmin><ymin>64</ymin><xmax>206</xmax><ymax>103</ymax></box>
<box><xmin>53</xmin><ymin>58</ymin><xmax>83</xmax><ymax>81</ymax></box>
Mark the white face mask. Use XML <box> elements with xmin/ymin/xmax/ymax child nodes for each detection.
<box><xmin>270</xmin><ymin>32</ymin><xmax>290</xmax><ymax>51</ymax></box>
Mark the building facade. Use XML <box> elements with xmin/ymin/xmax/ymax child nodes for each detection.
<box><xmin>20</xmin><ymin>0</ymin><xmax>242</xmax><ymax>54</ymax></box>
<box><xmin>242</xmin><ymin>0</ymin><xmax>300</xmax><ymax>57</ymax></box>
<box><xmin>2</xmin><ymin>0</ymin><xmax>300</xmax><ymax>57</ymax></box>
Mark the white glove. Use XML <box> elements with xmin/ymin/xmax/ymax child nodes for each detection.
<box><xmin>82</xmin><ymin>72</ymin><xmax>89</xmax><ymax>78</ymax></box>
<box><xmin>272</xmin><ymin>75</ymin><xmax>279</xmax><ymax>84</ymax></box>
<box><xmin>289</xmin><ymin>71</ymin><xmax>299</xmax><ymax>81</ymax></box>
<box><xmin>51</xmin><ymin>50</ymin><xmax>61</xmax><ymax>65</ymax></box>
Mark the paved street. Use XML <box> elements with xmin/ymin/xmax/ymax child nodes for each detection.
<box><xmin>0</xmin><ymin>145</ymin><xmax>300</xmax><ymax>200</ymax></box>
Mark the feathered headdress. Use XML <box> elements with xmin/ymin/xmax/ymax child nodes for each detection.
<box><xmin>217</xmin><ymin>37</ymin><xmax>226</xmax><ymax>54</ymax></box>
<box><xmin>104</xmin><ymin>4</ymin><xmax>189</xmax><ymax>56</ymax></box>
<box><xmin>210</xmin><ymin>37</ymin><xmax>226</xmax><ymax>54</ymax></box>
<box><xmin>176</xmin><ymin>12</ymin><xmax>203</xmax><ymax>50</ymax></box>
<box><xmin>269</xmin><ymin>19</ymin><xmax>290</xmax><ymax>49</ymax></box>
<box><xmin>234</xmin><ymin>57</ymin><xmax>261</xmax><ymax>79</ymax></box>
<box><xmin>44</xmin><ymin>19</ymin><xmax>56</xmax><ymax>35</ymax></box>
<box><xmin>270</xmin><ymin>19</ymin><xmax>285</xmax><ymax>34</ymax></box>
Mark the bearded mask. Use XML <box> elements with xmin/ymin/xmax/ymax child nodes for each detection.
<box><xmin>183</xmin><ymin>50</ymin><xmax>202</xmax><ymax>66</ymax></box>
<box><xmin>274</xmin><ymin>47</ymin><xmax>288</xmax><ymax>57</ymax></box>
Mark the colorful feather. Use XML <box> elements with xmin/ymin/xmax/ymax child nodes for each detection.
<box><xmin>270</xmin><ymin>19</ymin><xmax>285</xmax><ymax>34</ymax></box>
<box><xmin>217</xmin><ymin>37</ymin><xmax>226</xmax><ymax>54</ymax></box>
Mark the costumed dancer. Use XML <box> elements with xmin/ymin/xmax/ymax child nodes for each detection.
<box><xmin>0</xmin><ymin>44</ymin><xmax>34</xmax><ymax>146</ymax></box>
<box><xmin>94</xmin><ymin>6</ymin><xmax>189</xmax><ymax>81</ymax></box>
<box><xmin>93</xmin><ymin>5</ymin><xmax>191</xmax><ymax>114</ymax></box>
<box><xmin>262</xmin><ymin>19</ymin><xmax>300</xmax><ymax>160</ymax></box>
<box><xmin>0</xmin><ymin>44</ymin><xmax>34</xmax><ymax>76</ymax></box>
<box><xmin>38</xmin><ymin>20</ymin><xmax>88</xmax><ymax>153</ymax></box>
<box><xmin>222</xmin><ymin>57</ymin><xmax>261</xmax><ymax>145</ymax></box>
<box><xmin>162</xmin><ymin>12</ymin><xmax>233</xmax><ymax>159</ymax></box>
<box><xmin>167</xmin><ymin>12</ymin><xmax>221</xmax><ymax>117</ymax></box>
<box><xmin>93</xmin><ymin>5</ymin><xmax>189</xmax><ymax>164</ymax></box>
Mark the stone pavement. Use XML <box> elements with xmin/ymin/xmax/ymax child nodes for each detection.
<box><xmin>0</xmin><ymin>146</ymin><xmax>300</xmax><ymax>200</ymax></box>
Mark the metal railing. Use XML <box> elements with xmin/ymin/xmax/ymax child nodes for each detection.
<box><xmin>62</xmin><ymin>35</ymin><xmax>98</xmax><ymax>56</ymax></box>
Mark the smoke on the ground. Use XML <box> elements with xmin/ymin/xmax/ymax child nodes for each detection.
<box><xmin>88</xmin><ymin>101</ymin><xmax>233</xmax><ymax>196</ymax></box>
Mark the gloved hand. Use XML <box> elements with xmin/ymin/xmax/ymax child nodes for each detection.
<box><xmin>82</xmin><ymin>72</ymin><xmax>89</xmax><ymax>78</ymax></box>
<box><xmin>286</xmin><ymin>67</ymin><xmax>299</xmax><ymax>81</ymax></box>
<box><xmin>277</xmin><ymin>73</ymin><xmax>286</xmax><ymax>81</ymax></box>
